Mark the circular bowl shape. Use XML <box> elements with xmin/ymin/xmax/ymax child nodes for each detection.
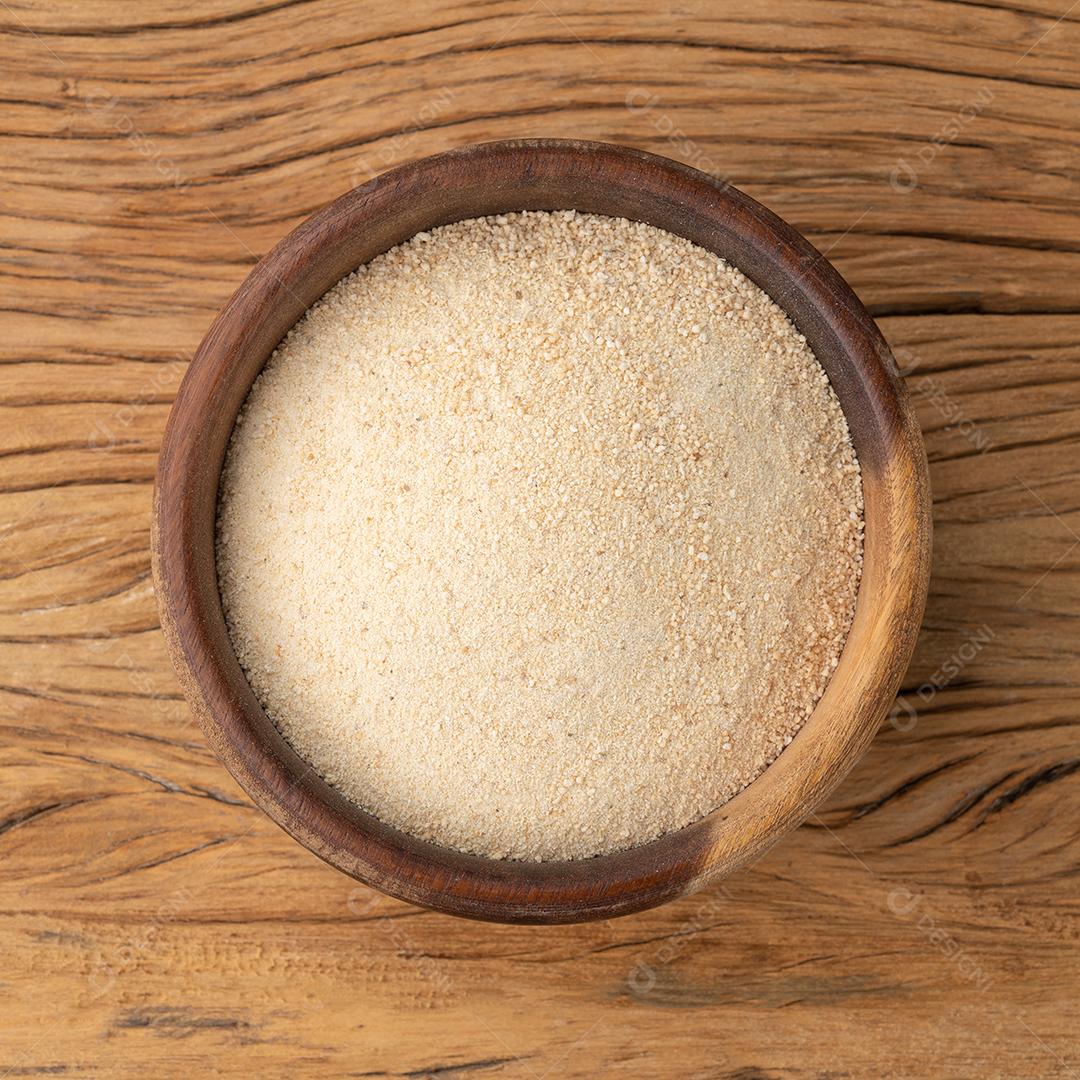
<box><xmin>153</xmin><ymin>139</ymin><xmax>931</xmax><ymax>924</ymax></box>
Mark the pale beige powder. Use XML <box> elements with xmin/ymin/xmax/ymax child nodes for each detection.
<box><xmin>217</xmin><ymin>210</ymin><xmax>863</xmax><ymax>861</ymax></box>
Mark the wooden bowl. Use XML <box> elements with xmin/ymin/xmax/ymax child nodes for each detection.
<box><xmin>152</xmin><ymin>139</ymin><xmax>931</xmax><ymax>924</ymax></box>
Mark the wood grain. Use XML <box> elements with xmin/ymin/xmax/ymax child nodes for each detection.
<box><xmin>2</xmin><ymin>0</ymin><xmax>1078</xmax><ymax>1073</ymax></box>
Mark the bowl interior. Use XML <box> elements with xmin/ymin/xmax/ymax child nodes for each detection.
<box><xmin>153</xmin><ymin>139</ymin><xmax>930</xmax><ymax>923</ymax></box>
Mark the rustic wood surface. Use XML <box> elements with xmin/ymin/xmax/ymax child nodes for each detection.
<box><xmin>2</xmin><ymin>0</ymin><xmax>1078</xmax><ymax>1076</ymax></box>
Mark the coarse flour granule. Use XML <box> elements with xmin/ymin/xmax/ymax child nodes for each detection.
<box><xmin>217</xmin><ymin>211</ymin><xmax>864</xmax><ymax>861</ymax></box>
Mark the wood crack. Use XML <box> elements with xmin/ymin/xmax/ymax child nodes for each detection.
<box><xmin>973</xmin><ymin>759</ymin><xmax>1080</xmax><ymax>828</ymax></box>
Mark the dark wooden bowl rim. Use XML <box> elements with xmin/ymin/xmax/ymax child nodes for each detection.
<box><xmin>152</xmin><ymin>139</ymin><xmax>931</xmax><ymax>924</ymax></box>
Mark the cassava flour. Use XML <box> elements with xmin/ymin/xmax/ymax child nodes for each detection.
<box><xmin>217</xmin><ymin>210</ymin><xmax>864</xmax><ymax>861</ymax></box>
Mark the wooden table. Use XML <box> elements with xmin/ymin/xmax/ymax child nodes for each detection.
<box><xmin>3</xmin><ymin>1</ymin><xmax>1078</xmax><ymax>1076</ymax></box>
